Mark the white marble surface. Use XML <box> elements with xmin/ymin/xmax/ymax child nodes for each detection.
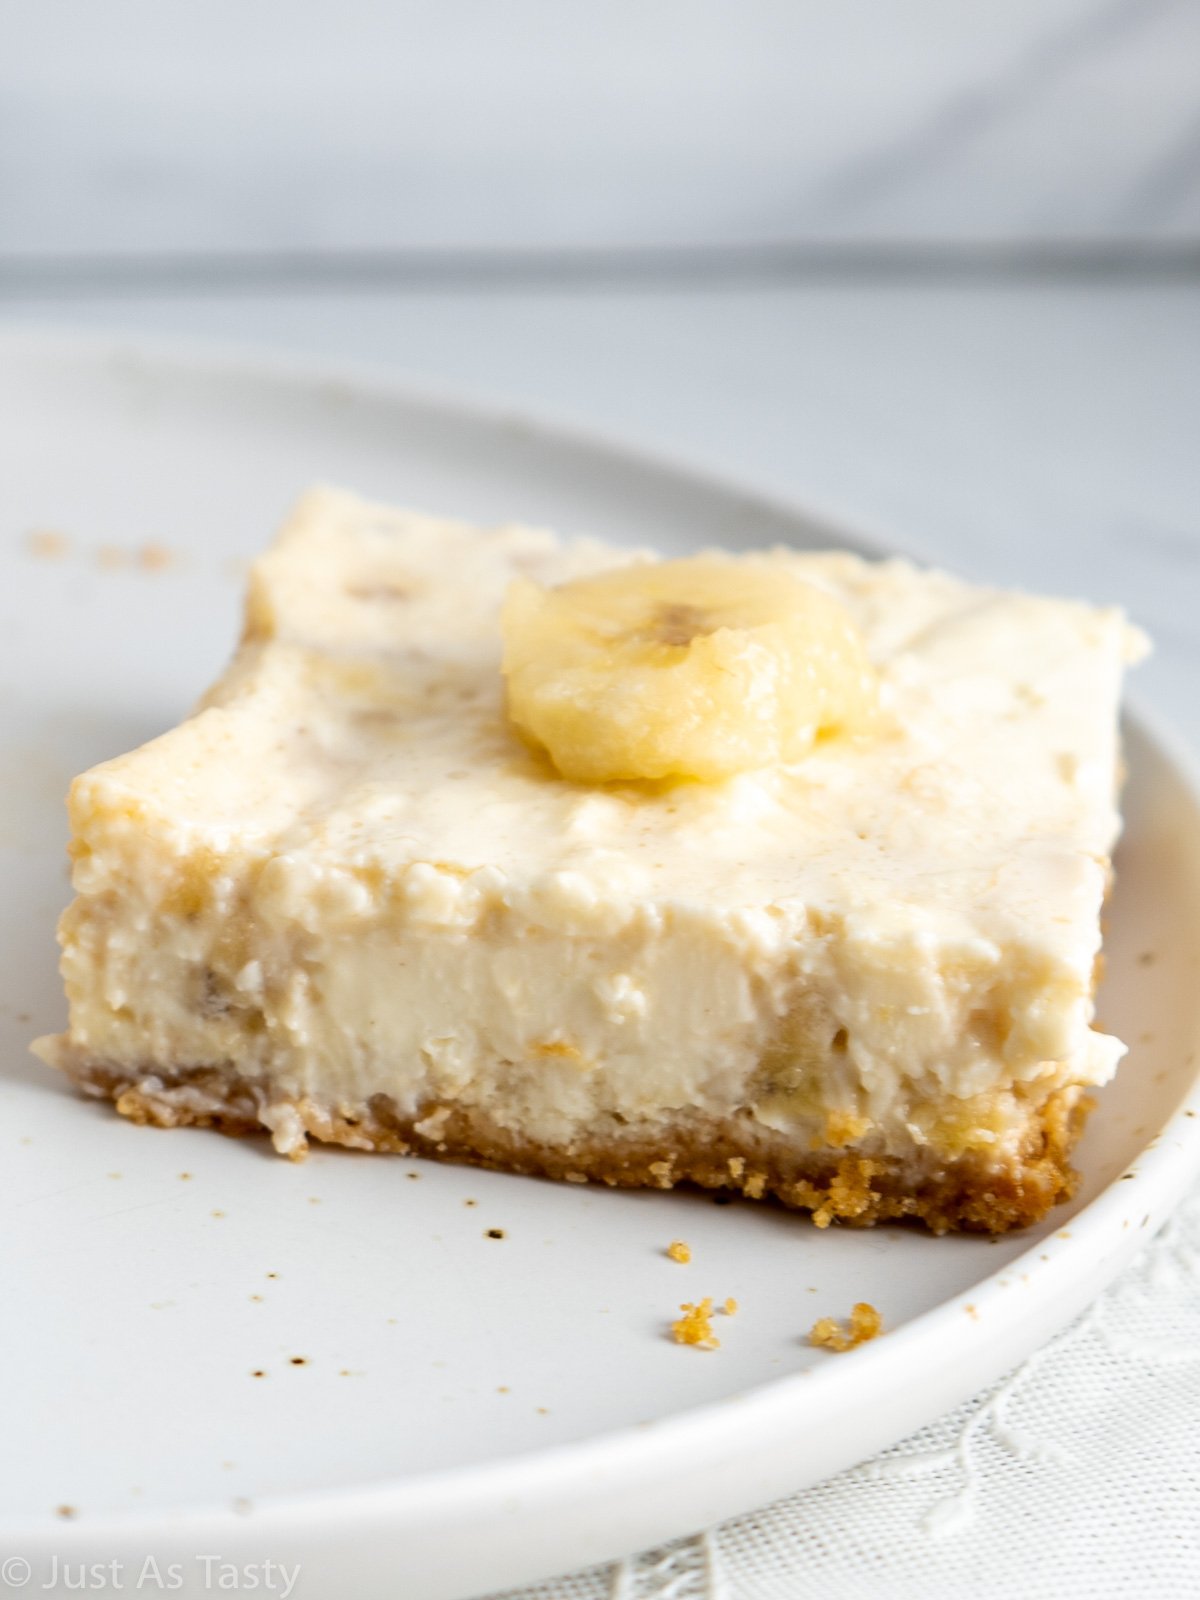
<box><xmin>2</xmin><ymin>283</ymin><xmax>1197</xmax><ymax>744</ymax></box>
<box><xmin>4</xmin><ymin>0</ymin><xmax>1200</xmax><ymax>258</ymax></box>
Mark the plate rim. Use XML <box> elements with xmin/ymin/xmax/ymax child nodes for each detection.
<box><xmin>4</xmin><ymin>326</ymin><xmax>1199</xmax><ymax>1592</ymax></box>
<box><xmin>0</xmin><ymin>319</ymin><xmax>942</xmax><ymax>568</ymax></box>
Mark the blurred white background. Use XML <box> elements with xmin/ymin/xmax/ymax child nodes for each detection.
<box><xmin>3</xmin><ymin>0</ymin><xmax>1200</xmax><ymax>269</ymax></box>
<box><xmin>2</xmin><ymin>1</ymin><xmax>1197</xmax><ymax>720</ymax></box>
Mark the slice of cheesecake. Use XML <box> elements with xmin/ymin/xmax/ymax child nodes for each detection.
<box><xmin>34</xmin><ymin>486</ymin><xmax>1145</xmax><ymax>1232</ymax></box>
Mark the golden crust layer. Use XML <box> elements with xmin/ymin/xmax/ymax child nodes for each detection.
<box><xmin>58</xmin><ymin>1055</ymin><xmax>1091</xmax><ymax>1235</ymax></box>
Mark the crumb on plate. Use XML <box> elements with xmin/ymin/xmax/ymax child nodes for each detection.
<box><xmin>27</xmin><ymin>529</ymin><xmax>69</xmax><ymax>561</ymax></box>
<box><xmin>138</xmin><ymin>542</ymin><xmax>173</xmax><ymax>571</ymax></box>
<box><xmin>672</xmin><ymin>1298</ymin><xmax>720</xmax><ymax>1350</ymax></box>
<box><xmin>809</xmin><ymin>1301</ymin><xmax>883</xmax><ymax>1352</ymax></box>
<box><xmin>666</xmin><ymin>1239</ymin><xmax>691</xmax><ymax>1264</ymax></box>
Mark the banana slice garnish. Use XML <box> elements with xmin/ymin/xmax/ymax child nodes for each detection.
<box><xmin>501</xmin><ymin>556</ymin><xmax>877</xmax><ymax>784</ymax></box>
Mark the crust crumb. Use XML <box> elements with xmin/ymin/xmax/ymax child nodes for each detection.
<box><xmin>809</xmin><ymin>1301</ymin><xmax>883</xmax><ymax>1352</ymax></box>
<box><xmin>27</xmin><ymin>528</ymin><xmax>69</xmax><ymax>561</ymax></box>
<box><xmin>672</xmin><ymin>1298</ymin><xmax>719</xmax><ymax>1350</ymax></box>
<box><xmin>666</xmin><ymin>1239</ymin><xmax>691</xmax><ymax>1264</ymax></box>
<box><xmin>722</xmin><ymin>1297</ymin><xmax>738</xmax><ymax>1316</ymax></box>
<box><xmin>138</xmin><ymin>542</ymin><xmax>174</xmax><ymax>571</ymax></box>
<box><xmin>822</xmin><ymin>1109</ymin><xmax>872</xmax><ymax>1149</ymax></box>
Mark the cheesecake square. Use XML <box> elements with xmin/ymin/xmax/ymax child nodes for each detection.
<box><xmin>35</xmin><ymin>487</ymin><xmax>1144</xmax><ymax>1232</ymax></box>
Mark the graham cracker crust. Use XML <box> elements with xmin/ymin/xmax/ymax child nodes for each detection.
<box><xmin>54</xmin><ymin>1054</ymin><xmax>1091</xmax><ymax>1235</ymax></box>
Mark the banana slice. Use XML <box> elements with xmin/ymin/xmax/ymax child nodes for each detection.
<box><xmin>501</xmin><ymin>556</ymin><xmax>877</xmax><ymax>783</ymax></box>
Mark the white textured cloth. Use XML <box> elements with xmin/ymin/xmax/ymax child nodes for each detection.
<box><xmin>502</xmin><ymin>1185</ymin><xmax>1200</xmax><ymax>1600</ymax></box>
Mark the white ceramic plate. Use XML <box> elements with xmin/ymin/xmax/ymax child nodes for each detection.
<box><xmin>2</xmin><ymin>330</ymin><xmax>1199</xmax><ymax>1600</ymax></box>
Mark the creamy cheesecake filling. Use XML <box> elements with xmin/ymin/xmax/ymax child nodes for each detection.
<box><xmin>48</xmin><ymin>834</ymin><xmax>1120</xmax><ymax>1166</ymax></box>
<box><xmin>35</xmin><ymin>488</ymin><xmax>1146</xmax><ymax>1228</ymax></box>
